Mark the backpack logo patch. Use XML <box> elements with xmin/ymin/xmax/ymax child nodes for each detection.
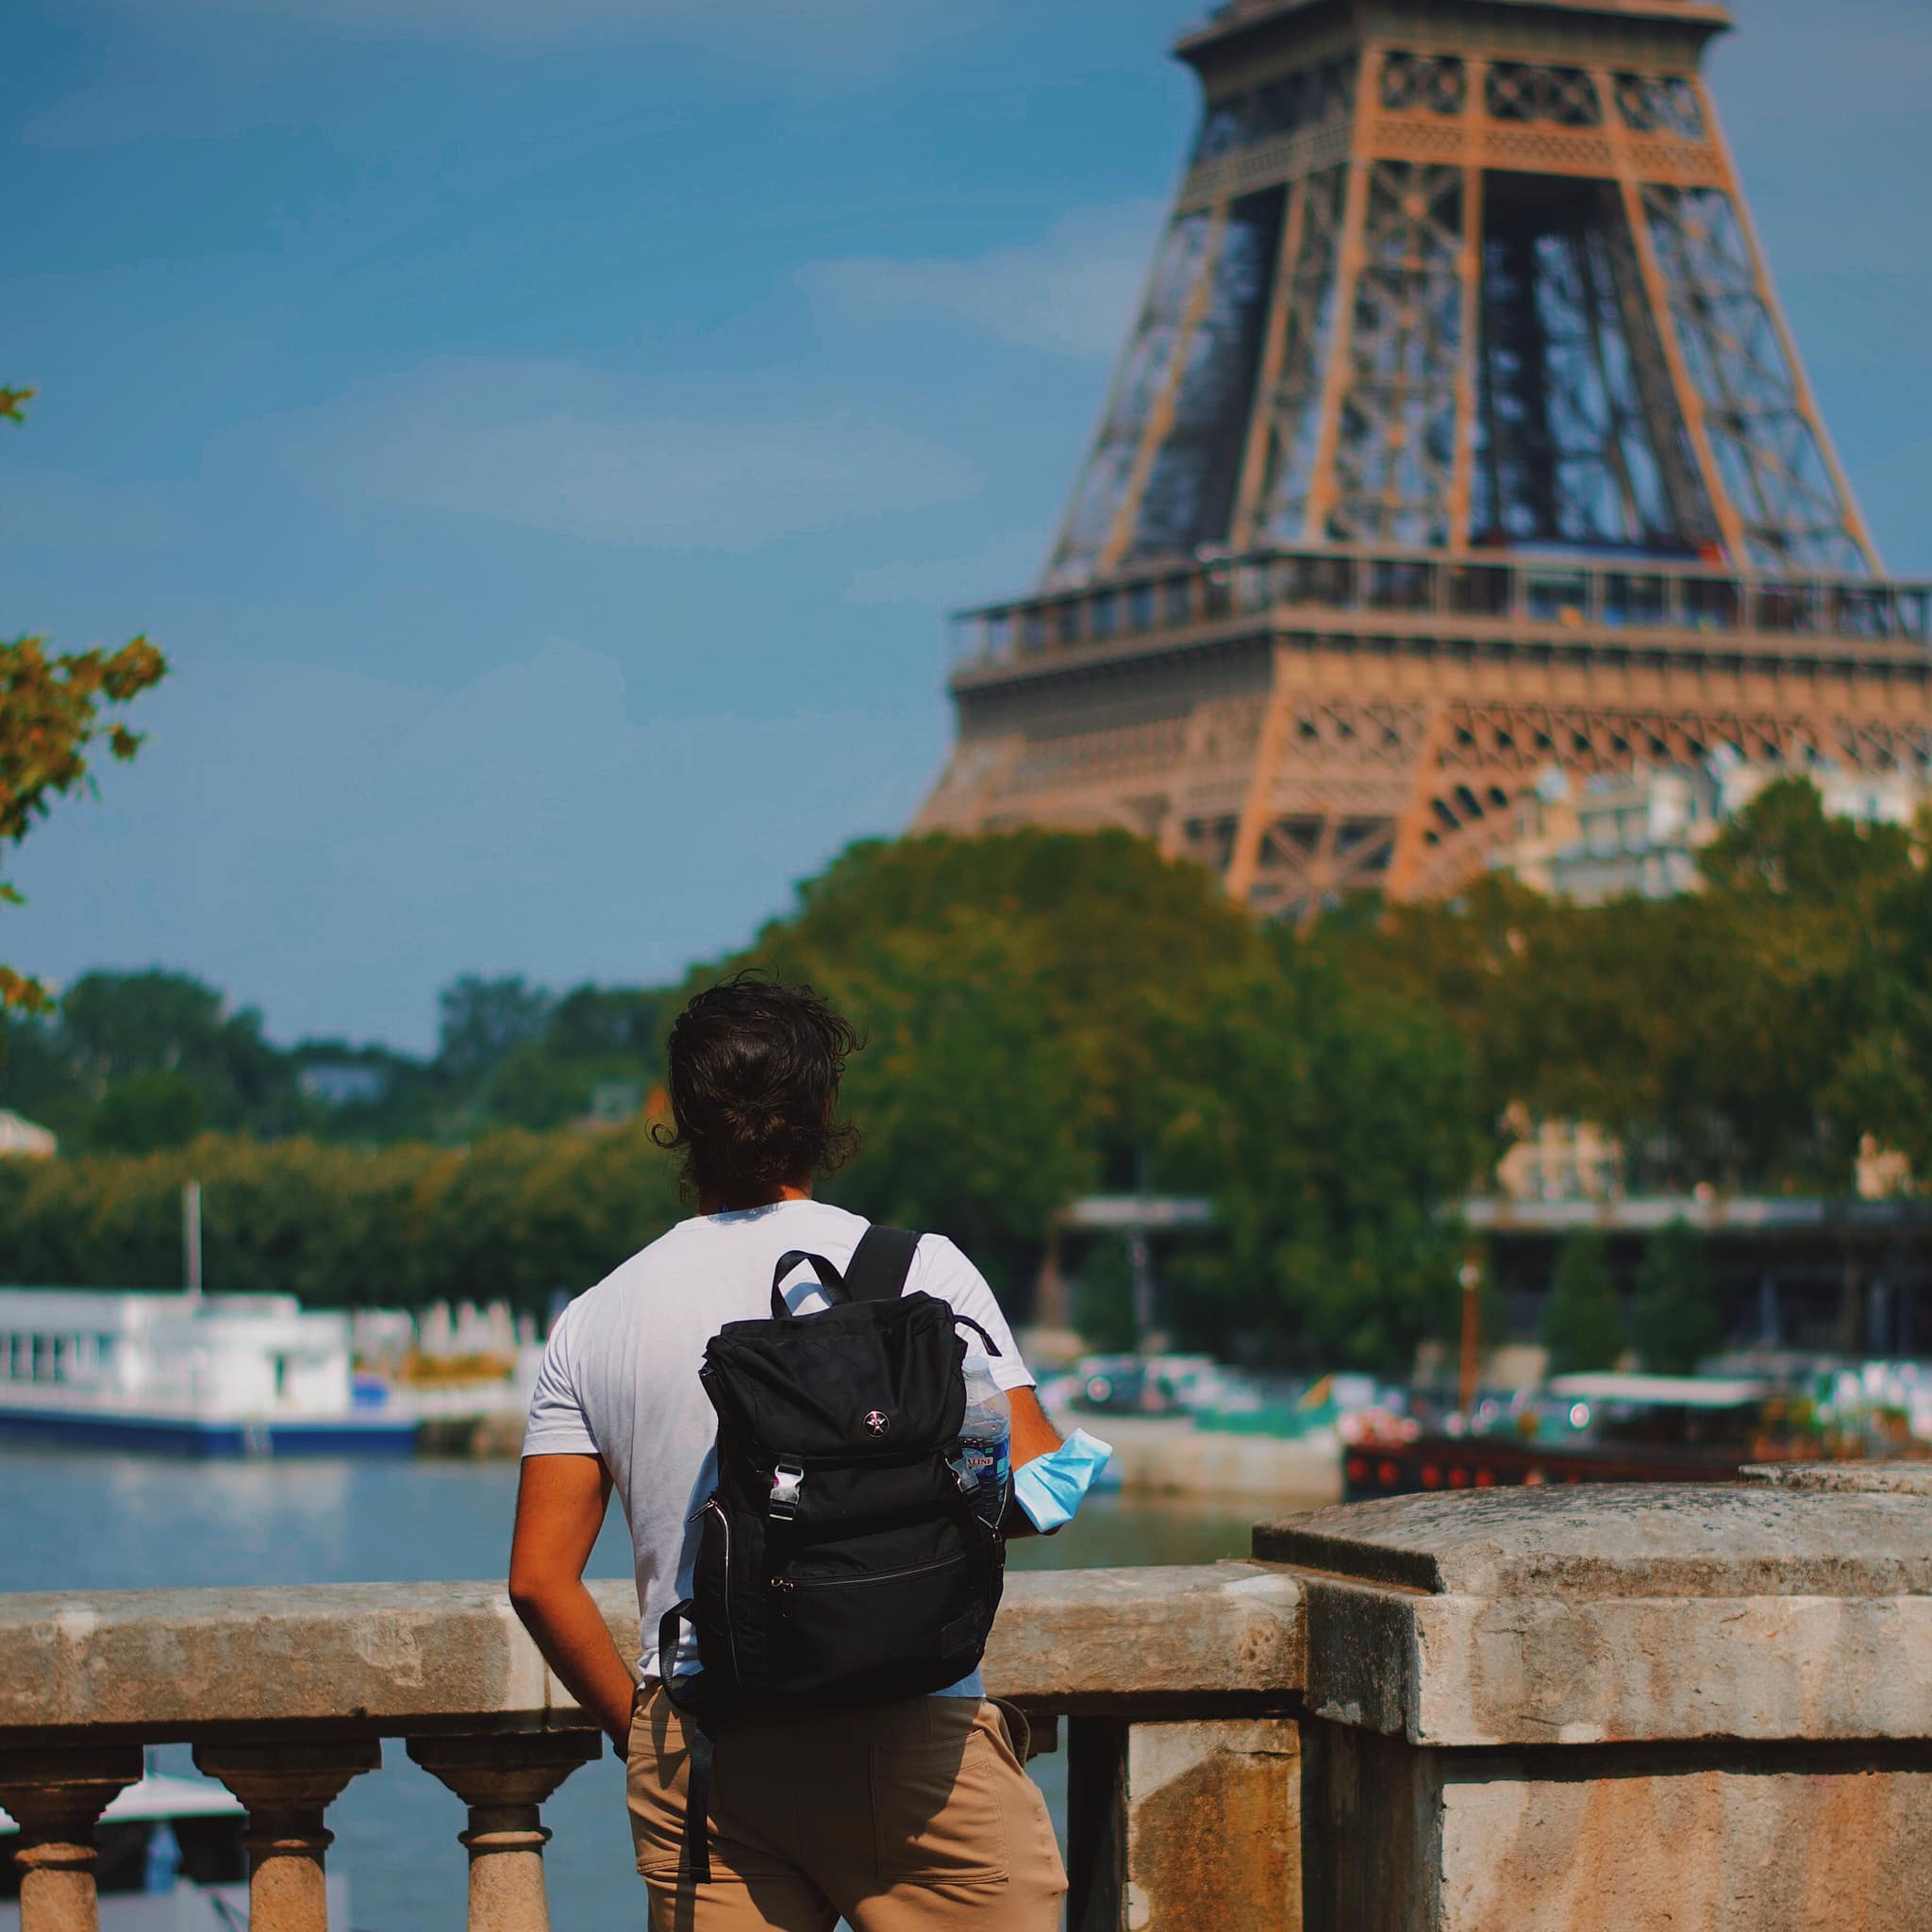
<box><xmin>863</xmin><ymin>1409</ymin><xmax>891</xmax><ymax>1436</ymax></box>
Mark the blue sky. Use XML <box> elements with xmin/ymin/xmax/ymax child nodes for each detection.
<box><xmin>7</xmin><ymin>0</ymin><xmax>1929</xmax><ymax>1051</ymax></box>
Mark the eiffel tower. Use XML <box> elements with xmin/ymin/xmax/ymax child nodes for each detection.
<box><xmin>917</xmin><ymin>0</ymin><xmax>1929</xmax><ymax>917</ymax></box>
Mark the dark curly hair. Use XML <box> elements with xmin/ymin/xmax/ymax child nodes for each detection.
<box><xmin>653</xmin><ymin>970</ymin><xmax>861</xmax><ymax>1206</ymax></box>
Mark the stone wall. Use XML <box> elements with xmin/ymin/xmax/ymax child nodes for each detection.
<box><xmin>1263</xmin><ymin>1475</ymin><xmax>1932</xmax><ymax>1931</ymax></box>
<box><xmin>5</xmin><ymin>1474</ymin><xmax>1932</xmax><ymax>1931</ymax></box>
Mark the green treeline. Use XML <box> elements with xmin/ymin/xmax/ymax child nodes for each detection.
<box><xmin>4</xmin><ymin>777</ymin><xmax>1928</xmax><ymax>1370</ymax></box>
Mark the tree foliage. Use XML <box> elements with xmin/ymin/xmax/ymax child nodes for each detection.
<box><xmin>1632</xmin><ymin>1219</ymin><xmax>1720</xmax><ymax>1374</ymax></box>
<box><xmin>1</xmin><ymin>388</ymin><xmax>169</xmax><ymax>1016</ymax></box>
<box><xmin>0</xmin><ymin>831</ymin><xmax>1481</xmax><ymax>1359</ymax></box>
<box><xmin>8</xmin><ymin>784</ymin><xmax>1930</xmax><ymax>1364</ymax></box>
<box><xmin>1153</xmin><ymin>934</ymin><xmax>1483</xmax><ymax>1372</ymax></box>
<box><xmin>736</xmin><ymin>830</ymin><xmax>1270</xmax><ymax>1293</ymax></box>
<box><xmin>0</xmin><ymin>1121</ymin><xmax>681</xmax><ymax>1314</ymax></box>
<box><xmin>1540</xmin><ymin>1229</ymin><xmax>1626</xmax><ymax>1374</ymax></box>
<box><xmin>1346</xmin><ymin>779</ymin><xmax>1931</xmax><ymax>1194</ymax></box>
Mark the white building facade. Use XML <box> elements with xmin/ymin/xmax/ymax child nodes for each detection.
<box><xmin>1499</xmin><ymin>758</ymin><xmax>1929</xmax><ymax>905</ymax></box>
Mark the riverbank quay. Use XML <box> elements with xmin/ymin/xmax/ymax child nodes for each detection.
<box><xmin>1086</xmin><ymin>1413</ymin><xmax>1342</xmax><ymax>1507</ymax></box>
<box><xmin>441</xmin><ymin>1408</ymin><xmax>1351</xmax><ymax>1496</ymax></box>
<box><xmin>3</xmin><ymin>1475</ymin><xmax>1930</xmax><ymax>1930</ymax></box>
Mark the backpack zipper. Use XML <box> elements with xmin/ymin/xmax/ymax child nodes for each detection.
<box><xmin>704</xmin><ymin>1499</ymin><xmax>745</xmax><ymax>1687</ymax></box>
<box><xmin>776</xmin><ymin>1550</ymin><xmax>969</xmax><ymax>1591</ymax></box>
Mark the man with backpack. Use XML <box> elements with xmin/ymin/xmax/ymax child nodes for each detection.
<box><xmin>508</xmin><ymin>973</ymin><xmax>1072</xmax><ymax>1928</ymax></box>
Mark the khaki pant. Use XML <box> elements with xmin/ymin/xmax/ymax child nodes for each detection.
<box><xmin>626</xmin><ymin>1685</ymin><xmax>1068</xmax><ymax>1931</ymax></box>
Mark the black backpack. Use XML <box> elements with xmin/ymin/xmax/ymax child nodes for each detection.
<box><xmin>658</xmin><ymin>1224</ymin><xmax>1008</xmax><ymax>1882</ymax></box>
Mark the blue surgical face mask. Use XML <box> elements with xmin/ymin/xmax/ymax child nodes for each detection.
<box><xmin>1013</xmin><ymin>1427</ymin><xmax>1113</xmax><ymax>1533</ymax></box>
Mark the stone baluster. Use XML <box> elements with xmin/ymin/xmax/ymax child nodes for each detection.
<box><xmin>407</xmin><ymin>1730</ymin><xmax>603</xmax><ymax>1932</ymax></box>
<box><xmin>1066</xmin><ymin>1716</ymin><xmax>1300</xmax><ymax>1932</ymax></box>
<box><xmin>193</xmin><ymin>1740</ymin><xmax>380</xmax><ymax>1932</ymax></box>
<box><xmin>0</xmin><ymin>1746</ymin><xmax>142</xmax><ymax>1932</ymax></box>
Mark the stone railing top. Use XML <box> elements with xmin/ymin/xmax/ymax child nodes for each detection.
<box><xmin>1741</xmin><ymin>1460</ymin><xmax>1932</xmax><ymax>1496</ymax></box>
<box><xmin>0</xmin><ymin>1562</ymin><xmax>1304</xmax><ymax>1746</ymax></box>
<box><xmin>9</xmin><ymin>1505</ymin><xmax>1932</xmax><ymax>1758</ymax></box>
<box><xmin>1254</xmin><ymin>1483</ymin><xmax>1932</xmax><ymax>1599</ymax></box>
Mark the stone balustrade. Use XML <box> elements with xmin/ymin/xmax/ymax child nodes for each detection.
<box><xmin>4</xmin><ymin>1477</ymin><xmax>1931</xmax><ymax>1930</ymax></box>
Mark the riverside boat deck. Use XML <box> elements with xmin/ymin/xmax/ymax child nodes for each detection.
<box><xmin>0</xmin><ymin>1289</ymin><xmax>416</xmax><ymax>1456</ymax></box>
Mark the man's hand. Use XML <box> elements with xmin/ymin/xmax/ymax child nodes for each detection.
<box><xmin>508</xmin><ymin>1455</ymin><xmax>639</xmax><ymax>1753</ymax></box>
<box><xmin>1002</xmin><ymin>1387</ymin><xmax>1063</xmax><ymax>1539</ymax></box>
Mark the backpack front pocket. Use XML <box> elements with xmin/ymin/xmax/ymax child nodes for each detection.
<box><xmin>771</xmin><ymin>1544</ymin><xmax>988</xmax><ymax>1705</ymax></box>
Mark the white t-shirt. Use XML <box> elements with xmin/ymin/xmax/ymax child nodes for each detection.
<box><xmin>522</xmin><ymin>1198</ymin><xmax>1035</xmax><ymax>1694</ymax></box>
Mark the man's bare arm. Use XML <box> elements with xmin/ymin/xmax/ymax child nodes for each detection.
<box><xmin>1002</xmin><ymin>1386</ymin><xmax>1063</xmax><ymax>1539</ymax></box>
<box><xmin>508</xmin><ymin>1454</ymin><xmax>638</xmax><ymax>1752</ymax></box>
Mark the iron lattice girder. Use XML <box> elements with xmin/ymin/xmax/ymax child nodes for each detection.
<box><xmin>1641</xmin><ymin>184</ymin><xmax>1869</xmax><ymax>574</ymax></box>
<box><xmin>932</xmin><ymin>0</ymin><xmax>1907</xmax><ymax>918</ymax></box>
<box><xmin>1472</xmin><ymin>175</ymin><xmax>1717</xmax><ymax>552</ymax></box>
<box><xmin>1316</xmin><ymin>160</ymin><xmax>1467</xmax><ymax>548</ymax></box>
<box><xmin>923</xmin><ymin>603</ymin><xmax>1932</xmax><ymax>924</ymax></box>
<box><xmin>1045</xmin><ymin>17</ymin><xmax>1875</xmax><ymax>586</ymax></box>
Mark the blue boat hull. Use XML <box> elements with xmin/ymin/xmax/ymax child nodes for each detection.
<box><xmin>0</xmin><ymin>1407</ymin><xmax>419</xmax><ymax>1457</ymax></box>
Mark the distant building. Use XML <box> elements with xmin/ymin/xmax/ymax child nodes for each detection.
<box><xmin>1494</xmin><ymin>1113</ymin><xmax>1624</xmax><ymax>1205</ymax></box>
<box><xmin>298</xmin><ymin>1063</ymin><xmax>391</xmax><ymax>1108</ymax></box>
<box><xmin>584</xmin><ymin>1080</ymin><xmax>642</xmax><ymax>1128</ymax></box>
<box><xmin>1497</xmin><ymin>758</ymin><xmax>1929</xmax><ymax>905</ymax></box>
<box><xmin>0</xmin><ymin>1111</ymin><xmax>58</xmax><ymax>1161</ymax></box>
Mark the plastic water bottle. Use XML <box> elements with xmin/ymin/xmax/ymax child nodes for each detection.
<box><xmin>957</xmin><ymin>1355</ymin><xmax>1011</xmax><ymax>1531</ymax></box>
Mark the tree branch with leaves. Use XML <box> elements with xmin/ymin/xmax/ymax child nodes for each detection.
<box><xmin>1</xmin><ymin>386</ymin><xmax>169</xmax><ymax>1016</ymax></box>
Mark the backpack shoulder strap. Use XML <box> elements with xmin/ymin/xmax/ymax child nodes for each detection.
<box><xmin>843</xmin><ymin>1224</ymin><xmax>923</xmax><ymax>1305</ymax></box>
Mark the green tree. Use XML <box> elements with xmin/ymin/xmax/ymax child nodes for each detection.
<box><xmin>541</xmin><ymin>984</ymin><xmax>674</xmax><ymax>1067</ymax></box>
<box><xmin>1</xmin><ymin>387</ymin><xmax>169</xmax><ymax>1018</ymax></box>
<box><xmin>60</xmin><ymin>971</ymin><xmax>295</xmax><ymax>1129</ymax></box>
<box><xmin>1341</xmin><ymin>780</ymin><xmax>1916</xmax><ymax>1196</ymax></box>
<box><xmin>1631</xmin><ymin>1219</ymin><xmax>1720</xmax><ymax>1374</ymax></box>
<box><xmin>84</xmin><ymin>1070</ymin><xmax>206</xmax><ymax>1154</ymax></box>
<box><xmin>483</xmin><ymin>984</ymin><xmax>674</xmax><ymax>1132</ymax></box>
<box><xmin>797</xmin><ymin>908</ymin><xmax>1097</xmax><ymax>1291</ymax></box>
<box><xmin>437</xmin><ymin>975</ymin><xmax>554</xmax><ymax>1085</ymax></box>
<box><xmin>1540</xmin><ymin>1229</ymin><xmax>1625</xmax><ymax>1374</ymax></box>
<box><xmin>1156</xmin><ymin>937</ymin><xmax>1484</xmax><ymax>1372</ymax></box>
<box><xmin>1699</xmin><ymin>774</ymin><xmax>1913</xmax><ymax>905</ymax></box>
<box><xmin>0</xmin><ymin>1009</ymin><xmax>84</xmax><ymax>1138</ymax></box>
<box><xmin>1073</xmin><ymin>1235</ymin><xmax>1139</xmax><ymax>1354</ymax></box>
<box><xmin>733</xmin><ymin>828</ymin><xmax>1258</xmax><ymax>1296</ymax></box>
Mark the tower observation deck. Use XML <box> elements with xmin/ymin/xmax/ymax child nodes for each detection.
<box><xmin>916</xmin><ymin>0</ymin><xmax>1929</xmax><ymax>916</ymax></box>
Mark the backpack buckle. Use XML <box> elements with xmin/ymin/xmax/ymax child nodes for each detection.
<box><xmin>769</xmin><ymin>1461</ymin><xmax>806</xmax><ymax>1521</ymax></box>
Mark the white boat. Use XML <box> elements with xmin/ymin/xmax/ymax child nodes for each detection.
<box><xmin>0</xmin><ymin>1288</ymin><xmax>418</xmax><ymax>1457</ymax></box>
<box><xmin>0</xmin><ymin>1770</ymin><xmax>352</xmax><ymax>1930</ymax></box>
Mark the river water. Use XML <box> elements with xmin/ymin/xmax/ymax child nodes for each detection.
<box><xmin>2</xmin><ymin>1448</ymin><xmax>1309</xmax><ymax>1929</ymax></box>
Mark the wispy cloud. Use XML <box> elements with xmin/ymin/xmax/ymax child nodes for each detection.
<box><xmin>277</xmin><ymin>359</ymin><xmax>981</xmax><ymax>551</ymax></box>
<box><xmin>24</xmin><ymin>0</ymin><xmax>985</xmax><ymax>145</ymax></box>
<box><xmin>801</xmin><ymin>201</ymin><xmax>1164</xmax><ymax>360</ymax></box>
<box><xmin>53</xmin><ymin>0</ymin><xmax>964</xmax><ymax>46</ymax></box>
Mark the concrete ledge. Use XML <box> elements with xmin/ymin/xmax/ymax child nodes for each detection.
<box><xmin>1303</xmin><ymin>1583</ymin><xmax>1932</xmax><ymax>1745</ymax></box>
<box><xmin>1257</xmin><ymin>1484</ymin><xmax>1932</xmax><ymax>1597</ymax></box>
<box><xmin>1270</xmin><ymin>1486</ymin><xmax>1932</xmax><ymax>1747</ymax></box>
<box><xmin>1742</xmin><ymin>1461</ymin><xmax>1932</xmax><ymax>1496</ymax></box>
<box><xmin>983</xmin><ymin>1563</ymin><xmax>1305</xmax><ymax>1707</ymax></box>
<box><xmin>0</xmin><ymin>1582</ymin><xmax>552</xmax><ymax>1743</ymax></box>
<box><xmin>0</xmin><ymin>1564</ymin><xmax>1305</xmax><ymax>1744</ymax></box>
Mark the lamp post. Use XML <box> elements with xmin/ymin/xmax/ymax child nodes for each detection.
<box><xmin>1457</xmin><ymin>1256</ymin><xmax>1482</xmax><ymax>1417</ymax></box>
